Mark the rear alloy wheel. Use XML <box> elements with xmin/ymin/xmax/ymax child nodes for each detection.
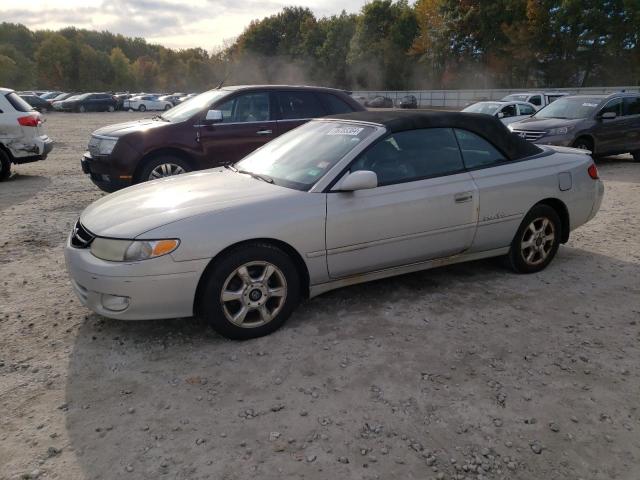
<box><xmin>508</xmin><ymin>204</ymin><xmax>561</xmax><ymax>273</ymax></box>
<box><xmin>138</xmin><ymin>104</ymin><xmax>146</xmax><ymax>112</ymax></box>
<box><xmin>138</xmin><ymin>155</ymin><xmax>192</xmax><ymax>183</ymax></box>
<box><xmin>198</xmin><ymin>243</ymin><xmax>300</xmax><ymax>339</ymax></box>
<box><xmin>0</xmin><ymin>149</ymin><xmax>12</xmax><ymax>181</ymax></box>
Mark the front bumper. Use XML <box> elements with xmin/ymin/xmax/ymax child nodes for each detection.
<box><xmin>64</xmin><ymin>235</ymin><xmax>209</xmax><ymax>320</ymax></box>
<box><xmin>533</xmin><ymin>134</ymin><xmax>575</xmax><ymax>147</ymax></box>
<box><xmin>82</xmin><ymin>152</ymin><xmax>132</xmax><ymax>192</ymax></box>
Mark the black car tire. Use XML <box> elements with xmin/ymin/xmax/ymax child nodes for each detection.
<box><xmin>164</xmin><ymin>104</ymin><xmax>172</xmax><ymax>110</ymax></box>
<box><xmin>137</xmin><ymin>155</ymin><xmax>192</xmax><ymax>183</ymax></box>
<box><xmin>0</xmin><ymin>149</ymin><xmax>12</xmax><ymax>181</ymax></box>
<box><xmin>573</xmin><ymin>137</ymin><xmax>593</xmax><ymax>152</ymax></box>
<box><xmin>107</xmin><ymin>105</ymin><xmax>115</xmax><ymax>112</ymax></box>
<box><xmin>508</xmin><ymin>204</ymin><xmax>562</xmax><ymax>274</ymax></box>
<box><xmin>138</xmin><ymin>104</ymin><xmax>146</xmax><ymax>112</ymax></box>
<box><xmin>78</xmin><ymin>105</ymin><xmax>86</xmax><ymax>113</ymax></box>
<box><xmin>632</xmin><ymin>151</ymin><xmax>640</xmax><ymax>162</ymax></box>
<box><xmin>198</xmin><ymin>243</ymin><xmax>301</xmax><ymax>340</ymax></box>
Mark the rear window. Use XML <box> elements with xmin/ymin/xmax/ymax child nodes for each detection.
<box><xmin>6</xmin><ymin>92</ymin><xmax>34</xmax><ymax>112</ymax></box>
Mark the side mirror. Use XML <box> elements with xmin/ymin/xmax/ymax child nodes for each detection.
<box><xmin>497</xmin><ymin>112</ymin><xmax>505</xmax><ymax>118</ymax></box>
<box><xmin>204</xmin><ymin>109</ymin><xmax>223</xmax><ymax>124</ymax></box>
<box><xmin>600</xmin><ymin>111</ymin><xmax>616</xmax><ymax>120</ymax></box>
<box><xmin>332</xmin><ymin>170</ymin><xmax>378</xmax><ymax>192</ymax></box>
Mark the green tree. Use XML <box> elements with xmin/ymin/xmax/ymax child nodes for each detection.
<box><xmin>34</xmin><ymin>33</ymin><xmax>72</xmax><ymax>88</ymax></box>
<box><xmin>109</xmin><ymin>47</ymin><xmax>135</xmax><ymax>91</ymax></box>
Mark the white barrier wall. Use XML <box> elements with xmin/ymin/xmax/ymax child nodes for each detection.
<box><xmin>352</xmin><ymin>87</ymin><xmax>640</xmax><ymax>108</ymax></box>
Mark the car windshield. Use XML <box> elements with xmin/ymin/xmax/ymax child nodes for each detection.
<box><xmin>52</xmin><ymin>93</ymin><xmax>68</xmax><ymax>101</ymax></box>
<box><xmin>161</xmin><ymin>90</ymin><xmax>230</xmax><ymax>122</ymax></box>
<box><xmin>234</xmin><ymin>121</ymin><xmax>375</xmax><ymax>191</ymax></box>
<box><xmin>502</xmin><ymin>94</ymin><xmax>529</xmax><ymax>102</ymax></box>
<box><xmin>463</xmin><ymin>102</ymin><xmax>501</xmax><ymax>115</ymax></box>
<box><xmin>5</xmin><ymin>92</ymin><xmax>34</xmax><ymax>112</ymax></box>
<box><xmin>76</xmin><ymin>93</ymin><xmax>90</xmax><ymax>100</ymax></box>
<box><xmin>534</xmin><ymin>97</ymin><xmax>603</xmax><ymax>120</ymax></box>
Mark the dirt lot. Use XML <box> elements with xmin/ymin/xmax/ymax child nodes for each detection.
<box><xmin>1</xmin><ymin>111</ymin><xmax>639</xmax><ymax>480</ymax></box>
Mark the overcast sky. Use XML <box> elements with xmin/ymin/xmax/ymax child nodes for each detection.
<box><xmin>1</xmin><ymin>0</ymin><xmax>370</xmax><ymax>50</ymax></box>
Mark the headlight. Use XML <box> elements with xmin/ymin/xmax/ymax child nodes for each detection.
<box><xmin>96</xmin><ymin>137</ymin><xmax>118</xmax><ymax>155</ymax></box>
<box><xmin>90</xmin><ymin>238</ymin><xmax>180</xmax><ymax>262</ymax></box>
<box><xmin>507</xmin><ymin>124</ymin><xmax>515</xmax><ymax>131</ymax></box>
<box><xmin>547</xmin><ymin>126</ymin><xmax>570</xmax><ymax>136</ymax></box>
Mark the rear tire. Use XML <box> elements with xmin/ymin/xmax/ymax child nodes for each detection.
<box><xmin>78</xmin><ymin>105</ymin><xmax>86</xmax><ymax>113</ymax></box>
<box><xmin>137</xmin><ymin>155</ymin><xmax>192</xmax><ymax>183</ymax></box>
<box><xmin>164</xmin><ymin>104</ymin><xmax>172</xmax><ymax>111</ymax></box>
<box><xmin>508</xmin><ymin>204</ymin><xmax>562</xmax><ymax>274</ymax></box>
<box><xmin>138</xmin><ymin>104</ymin><xmax>146</xmax><ymax>112</ymax></box>
<box><xmin>107</xmin><ymin>105</ymin><xmax>115</xmax><ymax>112</ymax></box>
<box><xmin>198</xmin><ymin>243</ymin><xmax>301</xmax><ymax>339</ymax></box>
<box><xmin>0</xmin><ymin>149</ymin><xmax>11</xmax><ymax>181</ymax></box>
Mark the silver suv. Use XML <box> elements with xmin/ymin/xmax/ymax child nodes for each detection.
<box><xmin>508</xmin><ymin>93</ymin><xmax>640</xmax><ymax>161</ymax></box>
<box><xmin>0</xmin><ymin>88</ymin><xmax>53</xmax><ymax>179</ymax></box>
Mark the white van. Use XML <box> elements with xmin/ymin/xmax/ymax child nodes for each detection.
<box><xmin>0</xmin><ymin>88</ymin><xmax>53</xmax><ymax>180</ymax></box>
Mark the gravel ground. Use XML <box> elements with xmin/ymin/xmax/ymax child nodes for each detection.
<box><xmin>1</xmin><ymin>111</ymin><xmax>639</xmax><ymax>480</ymax></box>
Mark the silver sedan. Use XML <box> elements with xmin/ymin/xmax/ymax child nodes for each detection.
<box><xmin>65</xmin><ymin>111</ymin><xmax>604</xmax><ymax>339</ymax></box>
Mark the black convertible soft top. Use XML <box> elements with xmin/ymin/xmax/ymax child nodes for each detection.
<box><xmin>328</xmin><ymin>110</ymin><xmax>542</xmax><ymax>160</ymax></box>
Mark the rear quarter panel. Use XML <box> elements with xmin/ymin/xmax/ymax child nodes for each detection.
<box><xmin>468</xmin><ymin>148</ymin><xmax>595</xmax><ymax>253</ymax></box>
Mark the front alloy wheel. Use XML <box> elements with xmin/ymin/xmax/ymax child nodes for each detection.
<box><xmin>198</xmin><ymin>243</ymin><xmax>300</xmax><ymax>339</ymax></box>
<box><xmin>220</xmin><ymin>261</ymin><xmax>287</xmax><ymax>328</ymax></box>
<box><xmin>149</xmin><ymin>163</ymin><xmax>186</xmax><ymax>180</ymax></box>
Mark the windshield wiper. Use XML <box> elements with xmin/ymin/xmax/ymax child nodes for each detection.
<box><xmin>224</xmin><ymin>164</ymin><xmax>238</xmax><ymax>172</ymax></box>
<box><xmin>237</xmin><ymin>169</ymin><xmax>274</xmax><ymax>183</ymax></box>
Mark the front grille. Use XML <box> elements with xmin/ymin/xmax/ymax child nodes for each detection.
<box><xmin>87</xmin><ymin>136</ymin><xmax>100</xmax><ymax>157</ymax></box>
<box><xmin>71</xmin><ymin>220</ymin><xmax>95</xmax><ymax>248</ymax></box>
<box><xmin>511</xmin><ymin>129</ymin><xmax>546</xmax><ymax>142</ymax></box>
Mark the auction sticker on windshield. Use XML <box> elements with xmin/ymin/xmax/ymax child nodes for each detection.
<box><xmin>327</xmin><ymin>127</ymin><xmax>364</xmax><ymax>136</ymax></box>
<box><xmin>582</xmin><ymin>103</ymin><xmax>598</xmax><ymax>107</ymax></box>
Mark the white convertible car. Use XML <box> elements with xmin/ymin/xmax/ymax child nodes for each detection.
<box><xmin>65</xmin><ymin>111</ymin><xmax>604</xmax><ymax>339</ymax></box>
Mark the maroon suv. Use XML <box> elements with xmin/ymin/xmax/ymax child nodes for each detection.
<box><xmin>82</xmin><ymin>85</ymin><xmax>365</xmax><ymax>191</ymax></box>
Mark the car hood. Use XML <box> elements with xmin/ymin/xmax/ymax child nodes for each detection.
<box><xmin>92</xmin><ymin>119</ymin><xmax>169</xmax><ymax>137</ymax></box>
<box><xmin>510</xmin><ymin>117</ymin><xmax>584</xmax><ymax>130</ymax></box>
<box><xmin>80</xmin><ymin>168</ymin><xmax>296</xmax><ymax>238</ymax></box>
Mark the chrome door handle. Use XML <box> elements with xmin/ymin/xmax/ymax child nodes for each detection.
<box><xmin>256</xmin><ymin>129</ymin><xmax>273</xmax><ymax>135</ymax></box>
<box><xmin>455</xmin><ymin>192</ymin><xmax>473</xmax><ymax>203</ymax></box>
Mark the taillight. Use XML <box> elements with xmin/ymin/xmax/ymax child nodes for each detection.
<box><xmin>17</xmin><ymin>115</ymin><xmax>41</xmax><ymax>127</ymax></box>
<box><xmin>588</xmin><ymin>164</ymin><xmax>599</xmax><ymax>180</ymax></box>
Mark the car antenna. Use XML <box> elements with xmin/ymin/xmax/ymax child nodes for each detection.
<box><xmin>216</xmin><ymin>65</ymin><xmax>233</xmax><ymax>89</ymax></box>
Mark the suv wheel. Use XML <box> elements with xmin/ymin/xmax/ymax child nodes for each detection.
<box><xmin>508</xmin><ymin>204</ymin><xmax>561</xmax><ymax>274</ymax></box>
<box><xmin>107</xmin><ymin>105</ymin><xmax>115</xmax><ymax>112</ymax></box>
<box><xmin>78</xmin><ymin>105</ymin><xmax>86</xmax><ymax>113</ymax></box>
<box><xmin>138</xmin><ymin>104</ymin><xmax>146</xmax><ymax>112</ymax></box>
<box><xmin>0</xmin><ymin>149</ymin><xmax>11</xmax><ymax>181</ymax></box>
<box><xmin>164</xmin><ymin>104</ymin><xmax>171</xmax><ymax>111</ymax></box>
<box><xmin>632</xmin><ymin>151</ymin><xmax>640</xmax><ymax>162</ymax></box>
<box><xmin>138</xmin><ymin>155</ymin><xmax>191</xmax><ymax>182</ymax></box>
<box><xmin>573</xmin><ymin>137</ymin><xmax>593</xmax><ymax>152</ymax></box>
<box><xmin>198</xmin><ymin>243</ymin><xmax>300</xmax><ymax>339</ymax></box>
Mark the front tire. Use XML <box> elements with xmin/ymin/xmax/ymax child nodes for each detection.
<box><xmin>508</xmin><ymin>204</ymin><xmax>561</xmax><ymax>273</ymax></box>
<box><xmin>164</xmin><ymin>104</ymin><xmax>172</xmax><ymax>111</ymax></box>
<box><xmin>107</xmin><ymin>105</ymin><xmax>115</xmax><ymax>112</ymax></box>
<box><xmin>137</xmin><ymin>155</ymin><xmax>192</xmax><ymax>182</ymax></box>
<box><xmin>138</xmin><ymin>104</ymin><xmax>146</xmax><ymax>112</ymax></box>
<box><xmin>0</xmin><ymin>149</ymin><xmax>12</xmax><ymax>181</ymax></box>
<box><xmin>573</xmin><ymin>137</ymin><xmax>593</xmax><ymax>152</ymax></box>
<box><xmin>198</xmin><ymin>243</ymin><xmax>301</xmax><ymax>339</ymax></box>
<box><xmin>78</xmin><ymin>105</ymin><xmax>86</xmax><ymax>113</ymax></box>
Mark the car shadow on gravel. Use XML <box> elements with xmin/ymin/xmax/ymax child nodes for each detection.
<box><xmin>63</xmin><ymin>244</ymin><xmax>640</xmax><ymax>479</ymax></box>
<box><xmin>0</xmin><ymin>174</ymin><xmax>51</xmax><ymax>211</ymax></box>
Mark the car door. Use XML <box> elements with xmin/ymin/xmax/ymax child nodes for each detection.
<box><xmin>325</xmin><ymin>128</ymin><xmax>478</xmax><ymax>278</ymax></box>
<box><xmin>274</xmin><ymin>91</ymin><xmax>327</xmax><ymax>136</ymax></box>
<box><xmin>197</xmin><ymin>91</ymin><xmax>275</xmax><ymax>166</ymax></box>
<box><xmin>454</xmin><ymin>129</ymin><xmax>539</xmax><ymax>253</ymax></box>
<box><xmin>622</xmin><ymin>96</ymin><xmax>640</xmax><ymax>152</ymax></box>
<box><xmin>592</xmin><ymin>98</ymin><xmax>625</xmax><ymax>154</ymax></box>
